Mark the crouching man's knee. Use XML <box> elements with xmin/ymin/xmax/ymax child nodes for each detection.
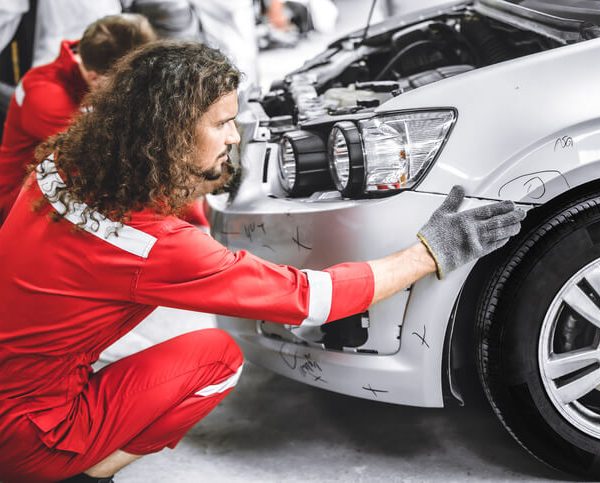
<box><xmin>199</xmin><ymin>327</ymin><xmax>243</xmax><ymax>369</ymax></box>
<box><xmin>181</xmin><ymin>328</ymin><xmax>244</xmax><ymax>397</ymax></box>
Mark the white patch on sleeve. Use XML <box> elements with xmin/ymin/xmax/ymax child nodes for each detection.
<box><xmin>14</xmin><ymin>81</ymin><xmax>25</xmax><ymax>106</ymax></box>
<box><xmin>195</xmin><ymin>364</ymin><xmax>243</xmax><ymax>397</ymax></box>
<box><xmin>300</xmin><ymin>269</ymin><xmax>333</xmax><ymax>327</ymax></box>
<box><xmin>36</xmin><ymin>157</ymin><xmax>157</xmax><ymax>259</ymax></box>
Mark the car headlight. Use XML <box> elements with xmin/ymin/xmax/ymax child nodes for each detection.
<box><xmin>327</xmin><ymin>121</ymin><xmax>365</xmax><ymax>197</ymax></box>
<box><xmin>278</xmin><ymin>130</ymin><xmax>332</xmax><ymax>197</ymax></box>
<box><xmin>327</xmin><ymin>110</ymin><xmax>456</xmax><ymax>197</ymax></box>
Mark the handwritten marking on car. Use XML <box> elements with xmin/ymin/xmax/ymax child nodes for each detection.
<box><xmin>278</xmin><ymin>344</ymin><xmax>326</xmax><ymax>382</ymax></box>
<box><xmin>278</xmin><ymin>342</ymin><xmax>298</xmax><ymax>370</ymax></box>
<box><xmin>299</xmin><ymin>352</ymin><xmax>323</xmax><ymax>379</ymax></box>
<box><xmin>243</xmin><ymin>222</ymin><xmax>266</xmax><ymax>241</ymax></box>
<box><xmin>554</xmin><ymin>136</ymin><xmax>574</xmax><ymax>151</ymax></box>
<box><xmin>523</xmin><ymin>176</ymin><xmax>546</xmax><ymax>199</ymax></box>
<box><xmin>220</xmin><ymin>229</ymin><xmax>241</xmax><ymax>236</ymax></box>
<box><xmin>362</xmin><ymin>384</ymin><xmax>389</xmax><ymax>397</ymax></box>
<box><xmin>497</xmin><ymin>170</ymin><xmax>570</xmax><ymax>200</ymax></box>
<box><xmin>411</xmin><ymin>325</ymin><xmax>430</xmax><ymax>348</ymax></box>
<box><xmin>292</xmin><ymin>226</ymin><xmax>312</xmax><ymax>251</ymax></box>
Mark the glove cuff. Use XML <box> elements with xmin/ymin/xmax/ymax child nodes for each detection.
<box><xmin>417</xmin><ymin>232</ymin><xmax>443</xmax><ymax>280</ymax></box>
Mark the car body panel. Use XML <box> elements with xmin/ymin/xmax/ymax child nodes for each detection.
<box><xmin>209</xmin><ymin>1</ymin><xmax>600</xmax><ymax>408</ymax></box>
<box><xmin>210</xmin><ymin>184</ymin><xmax>526</xmax><ymax>406</ymax></box>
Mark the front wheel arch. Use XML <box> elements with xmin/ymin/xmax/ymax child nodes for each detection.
<box><xmin>445</xmin><ymin>178</ymin><xmax>600</xmax><ymax>406</ymax></box>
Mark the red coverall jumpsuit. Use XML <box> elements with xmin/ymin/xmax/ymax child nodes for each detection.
<box><xmin>0</xmin><ymin>40</ymin><xmax>87</xmax><ymax>226</ymax></box>
<box><xmin>0</xmin><ymin>158</ymin><xmax>374</xmax><ymax>482</ymax></box>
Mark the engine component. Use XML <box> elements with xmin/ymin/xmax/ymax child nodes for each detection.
<box><xmin>322</xmin><ymin>85</ymin><xmax>391</xmax><ymax>109</ymax></box>
<box><xmin>288</xmin><ymin>74</ymin><xmax>329</xmax><ymax>120</ymax></box>
<box><xmin>461</xmin><ymin>17</ymin><xmax>513</xmax><ymax>65</ymax></box>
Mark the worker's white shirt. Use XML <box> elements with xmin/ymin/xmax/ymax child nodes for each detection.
<box><xmin>190</xmin><ymin>0</ymin><xmax>258</xmax><ymax>87</ymax></box>
<box><xmin>0</xmin><ymin>0</ymin><xmax>28</xmax><ymax>53</ymax></box>
<box><xmin>33</xmin><ymin>0</ymin><xmax>122</xmax><ymax>66</ymax></box>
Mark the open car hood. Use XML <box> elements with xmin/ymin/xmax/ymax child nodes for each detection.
<box><xmin>478</xmin><ymin>0</ymin><xmax>600</xmax><ymax>24</ymax></box>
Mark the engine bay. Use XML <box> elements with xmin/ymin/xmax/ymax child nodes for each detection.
<box><xmin>259</xmin><ymin>9</ymin><xmax>561</xmax><ymax>125</ymax></box>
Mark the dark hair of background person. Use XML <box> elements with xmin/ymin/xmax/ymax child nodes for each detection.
<box><xmin>79</xmin><ymin>13</ymin><xmax>157</xmax><ymax>74</ymax></box>
<box><xmin>34</xmin><ymin>41</ymin><xmax>240</xmax><ymax>224</ymax></box>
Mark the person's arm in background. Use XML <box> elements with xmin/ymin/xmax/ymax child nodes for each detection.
<box><xmin>0</xmin><ymin>0</ymin><xmax>29</xmax><ymax>133</ymax></box>
<box><xmin>18</xmin><ymin>80</ymin><xmax>79</xmax><ymax>142</ymax></box>
<box><xmin>0</xmin><ymin>1</ymin><xmax>27</xmax><ymax>54</ymax></box>
<box><xmin>266</xmin><ymin>0</ymin><xmax>290</xmax><ymax>30</ymax></box>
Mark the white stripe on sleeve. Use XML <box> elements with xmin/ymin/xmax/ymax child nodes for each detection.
<box><xmin>36</xmin><ymin>157</ymin><xmax>157</xmax><ymax>259</ymax></box>
<box><xmin>300</xmin><ymin>269</ymin><xmax>333</xmax><ymax>327</ymax></box>
<box><xmin>195</xmin><ymin>364</ymin><xmax>244</xmax><ymax>397</ymax></box>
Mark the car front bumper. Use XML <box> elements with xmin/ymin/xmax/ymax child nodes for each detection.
<box><xmin>209</xmin><ymin>182</ymin><xmax>483</xmax><ymax>407</ymax></box>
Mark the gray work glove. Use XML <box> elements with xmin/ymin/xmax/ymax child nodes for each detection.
<box><xmin>417</xmin><ymin>185</ymin><xmax>526</xmax><ymax>279</ymax></box>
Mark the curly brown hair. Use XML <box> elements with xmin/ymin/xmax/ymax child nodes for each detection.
<box><xmin>35</xmin><ymin>41</ymin><xmax>240</xmax><ymax>224</ymax></box>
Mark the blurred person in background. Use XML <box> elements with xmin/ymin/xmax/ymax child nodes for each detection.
<box><xmin>0</xmin><ymin>13</ymin><xmax>156</xmax><ymax>226</ymax></box>
<box><xmin>380</xmin><ymin>0</ymin><xmax>461</xmax><ymax>16</ymax></box>
<box><xmin>0</xmin><ymin>0</ymin><xmax>123</xmax><ymax>138</ymax></box>
<box><xmin>124</xmin><ymin>0</ymin><xmax>258</xmax><ymax>88</ymax></box>
<box><xmin>255</xmin><ymin>0</ymin><xmax>338</xmax><ymax>50</ymax></box>
<box><xmin>189</xmin><ymin>0</ymin><xmax>258</xmax><ymax>88</ymax></box>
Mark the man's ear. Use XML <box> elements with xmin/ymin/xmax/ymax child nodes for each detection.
<box><xmin>84</xmin><ymin>69</ymin><xmax>100</xmax><ymax>86</ymax></box>
<box><xmin>84</xmin><ymin>69</ymin><xmax>109</xmax><ymax>91</ymax></box>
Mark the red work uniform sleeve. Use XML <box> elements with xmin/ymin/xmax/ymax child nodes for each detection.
<box><xmin>19</xmin><ymin>81</ymin><xmax>80</xmax><ymax>142</ymax></box>
<box><xmin>133</xmin><ymin>225</ymin><xmax>374</xmax><ymax>326</ymax></box>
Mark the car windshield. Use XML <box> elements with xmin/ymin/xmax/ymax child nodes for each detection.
<box><xmin>487</xmin><ymin>0</ymin><xmax>600</xmax><ymax>23</ymax></box>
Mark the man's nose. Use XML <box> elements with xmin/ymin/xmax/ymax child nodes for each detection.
<box><xmin>226</xmin><ymin>122</ymin><xmax>241</xmax><ymax>145</ymax></box>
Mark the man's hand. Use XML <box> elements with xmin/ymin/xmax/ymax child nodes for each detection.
<box><xmin>417</xmin><ymin>185</ymin><xmax>526</xmax><ymax>279</ymax></box>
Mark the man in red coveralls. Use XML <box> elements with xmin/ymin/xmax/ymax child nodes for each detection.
<box><xmin>0</xmin><ymin>13</ymin><xmax>156</xmax><ymax>226</ymax></box>
<box><xmin>0</xmin><ymin>41</ymin><xmax>525</xmax><ymax>482</ymax></box>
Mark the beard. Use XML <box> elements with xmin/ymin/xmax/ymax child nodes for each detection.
<box><xmin>189</xmin><ymin>146</ymin><xmax>238</xmax><ymax>195</ymax></box>
<box><xmin>200</xmin><ymin>158</ymin><xmax>236</xmax><ymax>195</ymax></box>
<box><xmin>200</xmin><ymin>146</ymin><xmax>232</xmax><ymax>181</ymax></box>
<box><xmin>201</xmin><ymin>160</ymin><xmax>226</xmax><ymax>181</ymax></box>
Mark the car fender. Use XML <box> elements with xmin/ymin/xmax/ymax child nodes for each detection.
<box><xmin>475</xmin><ymin>119</ymin><xmax>600</xmax><ymax>205</ymax></box>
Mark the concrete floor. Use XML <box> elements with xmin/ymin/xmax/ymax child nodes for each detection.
<box><xmin>109</xmin><ymin>308</ymin><xmax>570</xmax><ymax>482</ymax></box>
<box><xmin>105</xmin><ymin>1</ymin><xmax>574</xmax><ymax>481</ymax></box>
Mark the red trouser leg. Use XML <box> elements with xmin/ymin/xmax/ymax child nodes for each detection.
<box><xmin>0</xmin><ymin>328</ymin><xmax>243</xmax><ymax>483</ymax></box>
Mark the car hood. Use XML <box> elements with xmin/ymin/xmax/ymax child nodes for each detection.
<box><xmin>479</xmin><ymin>0</ymin><xmax>600</xmax><ymax>24</ymax></box>
<box><xmin>329</xmin><ymin>0</ymin><xmax>599</xmax><ymax>50</ymax></box>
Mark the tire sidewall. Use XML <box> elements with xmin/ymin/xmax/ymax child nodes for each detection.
<box><xmin>498</xmin><ymin>206</ymin><xmax>600</xmax><ymax>456</ymax></box>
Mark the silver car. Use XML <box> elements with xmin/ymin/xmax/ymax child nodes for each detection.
<box><xmin>208</xmin><ymin>0</ymin><xmax>600</xmax><ymax>477</ymax></box>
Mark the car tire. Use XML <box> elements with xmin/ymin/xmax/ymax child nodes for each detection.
<box><xmin>476</xmin><ymin>191</ymin><xmax>600</xmax><ymax>478</ymax></box>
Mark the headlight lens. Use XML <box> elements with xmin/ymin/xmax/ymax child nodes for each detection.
<box><xmin>278</xmin><ymin>130</ymin><xmax>332</xmax><ymax>196</ymax></box>
<box><xmin>358</xmin><ymin>110</ymin><xmax>455</xmax><ymax>193</ymax></box>
<box><xmin>279</xmin><ymin>137</ymin><xmax>296</xmax><ymax>192</ymax></box>
<box><xmin>327</xmin><ymin>121</ymin><xmax>364</xmax><ymax>197</ymax></box>
<box><xmin>330</xmin><ymin>128</ymin><xmax>350</xmax><ymax>189</ymax></box>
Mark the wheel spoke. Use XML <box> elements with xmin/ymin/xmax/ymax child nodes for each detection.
<box><xmin>555</xmin><ymin>366</ymin><xmax>600</xmax><ymax>404</ymax></box>
<box><xmin>563</xmin><ymin>284</ymin><xmax>600</xmax><ymax>329</ymax></box>
<box><xmin>585</xmin><ymin>265</ymin><xmax>600</xmax><ymax>297</ymax></box>
<box><xmin>545</xmin><ymin>348</ymin><xmax>599</xmax><ymax>380</ymax></box>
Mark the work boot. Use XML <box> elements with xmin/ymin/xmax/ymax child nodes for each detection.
<box><xmin>58</xmin><ymin>474</ymin><xmax>114</xmax><ymax>483</ymax></box>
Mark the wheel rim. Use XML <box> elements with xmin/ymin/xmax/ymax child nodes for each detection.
<box><xmin>539</xmin><ymin>258</ymin><xmax>600</xmax><ymax>439</ymax></box>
